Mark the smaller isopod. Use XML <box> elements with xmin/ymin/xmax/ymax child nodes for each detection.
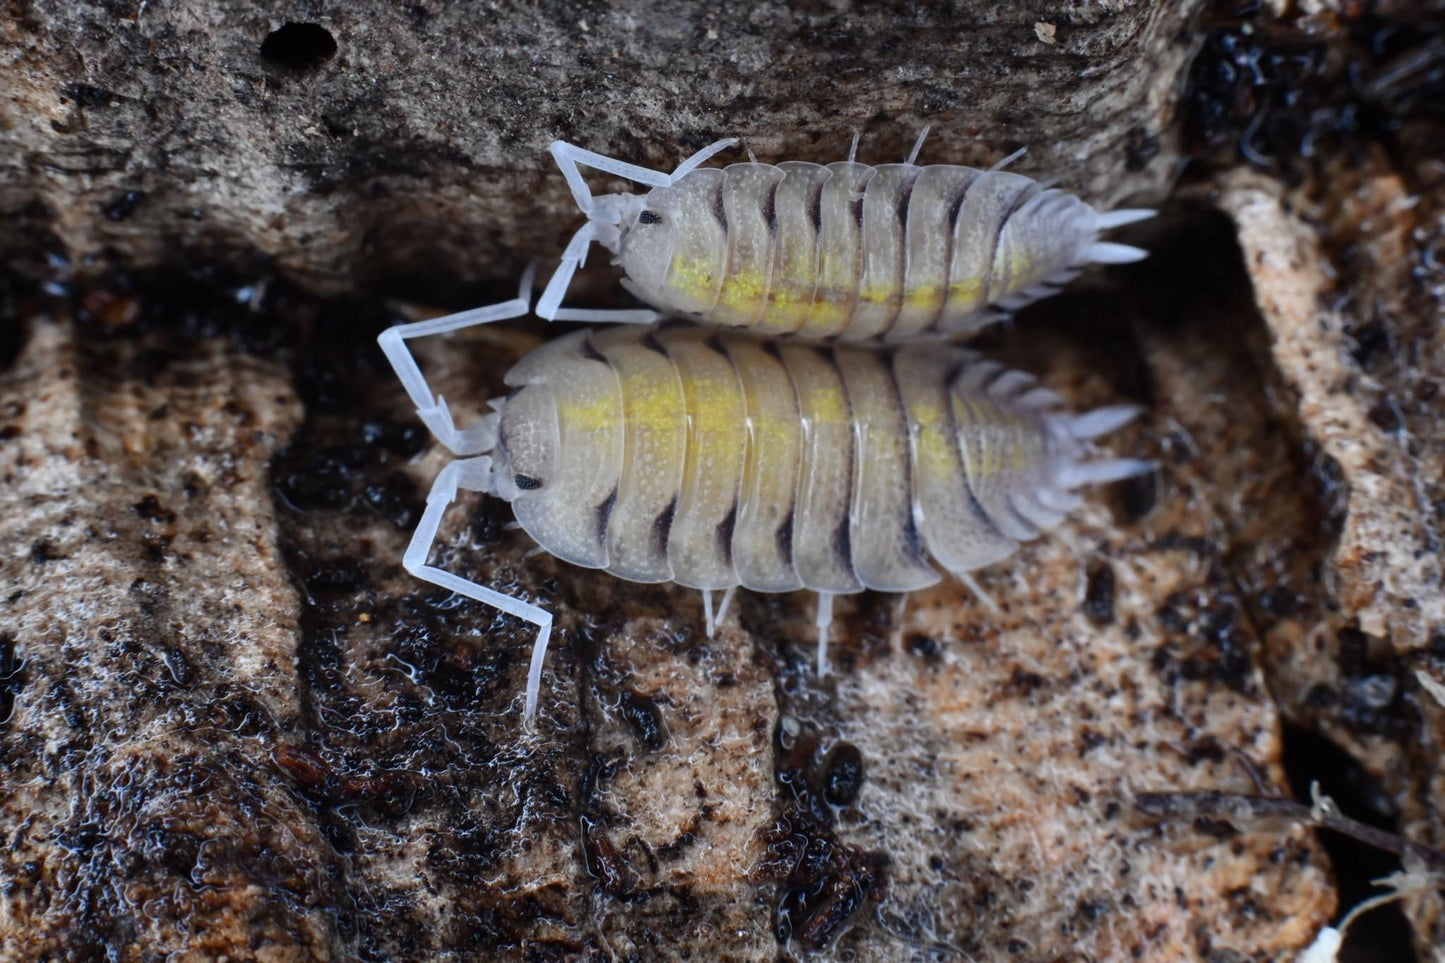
<box><xmin>535</xmin><ymin>128</ymin><xmax>1154</xmax><ymax>339</ymax></box>
<box><xmin>378</xmin><ymin>269</ymin><xmax>1152</xmax><ymax>729</ymax></box>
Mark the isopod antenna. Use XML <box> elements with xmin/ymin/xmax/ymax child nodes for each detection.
<box><xmin>376</xmin><ymin>265</ymin><xmax>536</xmax><ymax>455</ymax></box>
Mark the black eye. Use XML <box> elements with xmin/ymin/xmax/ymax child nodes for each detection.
<box><xmin>638</xmin><ymin>210</ymin><xmax>662</xmax><ymax>225</ymax></box>
<box><xmin>514</xmin><ymin>473</ymin><xmax>543</xmax><ymax>491</ymax></box>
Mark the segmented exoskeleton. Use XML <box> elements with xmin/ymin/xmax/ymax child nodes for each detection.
<box><xmin>378</xmin><ymin>274</ymin><xmax>1150</xmax><ymax>728</ymax></box>
<box><xmin>536</xmin><ymin>130</ymin><xmax>1153</xmax><ymax>339</ymax></box>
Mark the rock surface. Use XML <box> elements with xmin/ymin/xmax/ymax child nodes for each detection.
<box><xmin>3</xmin><ymin>1</ymin><xmax>1444</xmax><ymax>961</ymax></box>
<box><xmin>2</xmin><ymin>2</ymin><xmax>1187</xmax><ymax>294</ymax></box>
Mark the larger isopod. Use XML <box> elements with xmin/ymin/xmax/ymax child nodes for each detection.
<box><xmin>378</xmin><ymin>272</ymin><xmax>1151</xmax><ymax>729</ymax></box>
<box><xmin>535</xmin><ymin>129</ymin><xmax>1154</xmax><ymax>339</ymax></box>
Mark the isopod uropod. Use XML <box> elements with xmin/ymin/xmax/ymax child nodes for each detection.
<box><xmin>535</xmin><ymin>129</ymin><xmax>1154</xmax><ymax>339</ymax></box>
<box><xmin>378</xmin><ymin>270</ymin><xmax>1151</xmax><ymax>729</ymax></box>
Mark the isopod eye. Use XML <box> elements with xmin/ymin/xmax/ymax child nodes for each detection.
<box><xmin>638</xmin><ymin>210</ymin><xmax>663</xmax><ymax>225</ymax></box>
<box><xmin>495</xmin><ymin>383</ymin><xmax>558</xmax><ymax>500</ymax></box>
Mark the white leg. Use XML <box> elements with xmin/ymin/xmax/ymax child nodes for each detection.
<box><xmin>405</xmin><ymin>459</ymin><xmax>554</xmax><ymax>730</ymax></box>
<box><xmin>955</xmin><ymin>571</ymin><xmax>1001</xmax><ymax>615</ymax></box>
<box><xmin>847</xmin><ymin>132</ymin><xmax>860</xmax><ymax>164</ymax></box>
<box><xmin>377</xmin><ymin>266</ymin><xmax>534</xmax><ymax>455</ymax></box>
<box><xmin>815</xmin><ymin>592</ymin><xmax>835</xmax><ymax>676</ymax></box>
<box><xmin>702</xmin><ymin>589</ymin><xmax>716</xmax><ymax>638</ymax></box>
<box><xmin>670</xmin><ymin>138</ymin><xmax>739</xmax><ymax>181</ymax></box>
<box><xmin>715</xmin><ymin>586</ymin><xmax>737</xmax><ymax>629</ymax></box>
<box><xmin>989</xmin><ymin>147</ymin><xmax>1028</xmax><ymax>172</ymax></box>
<box><xmin>549</xmin><ymin>140</ymin><xmax>673</xmax><ymax>213</ymax></box>
<box><xmin>549</xmin><ymin>137</ymin><xmax>739</xmax><ymax>211</ymax></box>
<box><xmin>905</xmin><ymin>124</ymin><xmax>931</xmax><ymax>166</ymax></box>
<box><xmin>535</xmin><ymin>223</ymin><xmax>663</xmax><ymax>324</ymax></box>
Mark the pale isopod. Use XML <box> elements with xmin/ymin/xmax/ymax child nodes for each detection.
<box><xmin>378</xmin><ymin>270</ymin><xmax>1151</xmax><ymax>729</ymax></box>
<box><xmin>535</xmin><ymin>129</ymin><xmax>1154</xmax><ymax>339</ymax></box>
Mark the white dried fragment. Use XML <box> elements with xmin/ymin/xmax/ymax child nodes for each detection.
<box><xmin>1308</xmin><ymin>781</ymin><xmax>1341</xmax><ymax>824</ymax></box>
<box><xmin>1415</xmin><ymin>668</ymin><xmax>1445</xmax><ymax>709</ymax></box>
<box><xmin>1300</xmin><ymin>857</ymin><xmax>1444</xmax><ymax>962</ymax></box>
<box><xmin>1295</xmin><ymin>926</ymin><xmax>1342</xmax><ymax>963</ymax></box>
<box><xmin>1035</xmin><ymin>21</ymin><xmax>1057</xmax><ymax>45</ymax></box>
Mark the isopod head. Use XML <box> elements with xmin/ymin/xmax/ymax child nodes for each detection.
<box><xmin>615</xmin><ymin>173</ymin><xmax>730</xmax><ymax>318</ymax></box>
<box><xmin>492</xmin><ymin>384</ymin><xmax>559</xmax><ymax>501</ymax></box>
<box><xmin>613</xmin><ymin>199</ymin><xmax>676</xmax><ymax>310</ymax></box>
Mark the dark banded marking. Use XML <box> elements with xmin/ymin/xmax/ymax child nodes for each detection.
<box><xmin>596</xmin><ymin>486</ymin><xmax>618</xmax><ymax>546</ymax></box>
<box><xmin>711</xmin><ymin>178</ymin><xmax>728</xmax><ymax>234</ymax></box>
<box><xmin>803</xmin><ymin>168</ymin><xmax>835</xmax><ymax>322</ymax></box>
<box><xmin>652</xmin><ymin>494</ymin><xmax>678</xmax><ymax>558</ymax></box>
<box><xmin>981</xmin><ymin>177</ymin><xmax>1046</xmax><ymax>300</ymax></box>
<box><xmin>903</xmin><ymin>506</ymin><xmax>926</xmax><ymax>562</ymax></box>
<box><xmin>830</xmin><ymin>515</ymin><xmax>852</xmax><ymax>572</ymax></box>
<box><xmin>717</xmin><ymin>499</ymin><xmax>738</xmax><ymax>569</ymax></box>
<box><xmin>940</xmin><ymin>381</ymin><xmax>1011</xmax><ymax>545</ymax></box>
<box><xmin>874</xmin><ymin>168</ymin><xmax>925</xmax><ymax>340</ymax></box>
<box><xmin>580</xmin><ymin>338</ymin><xmax>608</xmax><ymax>365</ymax></box>
<box><xmin>762</xmin><ymin>180</ymin><xmax>779</xmax><ymax>237</ymax></box>
<box><xmin>920</xmin><ymin>170</ymin><xmax>980</xmax><ymax>336</ymax></box>
<box><xmin>775</xmin><ymin>505</ymin><xmax>796</xmax><ymax>569</ymax></box>
<box><xmin>964</xmin><ymin>486</ymin><xmax>1005</xmax><ymax>539</ymax></box>
<box><xmin>895</xmin><ymin>178</ymin><xmax>916</xmax><ymax>229</ymax></box>
<box><xmin>805</xmin><ymin>175</ymin><xmax>824</xmax><ymax>235</ymax></box>
<box><xmin>816</xmin><ymin>343</ymin><xmax>859</xmax><ymax>581</ymax></box>
<box><xmin>882</xmin><ymin>352</ymin><xmax>930</xmax><ymax>568</ymax></box>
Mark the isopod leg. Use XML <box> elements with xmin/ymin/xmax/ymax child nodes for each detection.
<box><xmin>715</xmin><ymin>586</ymin><xmax>737</xmax><ymax>630</ymax></box>
<box><xmin>535</xmin><ymin>223</ymin><xmax>662</xmax><ymax>324</ymax></box>
<box><xmin>549</xmin><ymin>140</ymin><xmax>673</xmax><ymax>214</ymax></box>
<box><xmin>905</xmin><ymin>124</ymin><xmax>931</xmax><ymax>165</ymax></box>
<box><xmin>377</xmin><ymin>266</ymin><xmax>535</xmax><ymax>455</ymax></box>
<box><xmin>670</xmin><ymin>138</ymin><xmax>741</xmax><ymax>182</ymax></box>
<box><xmin>955</xmin><ymin>571</ymin><xmax>1001</xmax><ymax>615</ymax></box>
<box><xmin>702</xmin><ymin>589</ymin><xmax>716</xmax><ymax>638</ymax></box>
<box><xmin>548</xmin><ymin>137</ymin><xmax>737</xmax><ymax>211</ymax></box>
<box><xmin>405</xmin><ymin>459</ymin><xmax>555</xmax><ymax>730</ymax></box>
<box><xmin>989</xmin><ymin>146</ymin><xmax>1028</xmax><ymax>172</ymax></box>
<box><xmin>815</xmin><ymin>591</ymin><xmax>835</xmax><ymax>676</ymax></box>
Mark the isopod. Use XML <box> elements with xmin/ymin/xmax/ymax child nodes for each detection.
<box><xmin>535</xmin><ymin>129</ymin><xmax>1154</xmax><ymax>339</ymax></box>
<box><xmin>378</xmin><ymin>270</ymin><xmax>1151</xmax><ymax>729</ymax></box>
